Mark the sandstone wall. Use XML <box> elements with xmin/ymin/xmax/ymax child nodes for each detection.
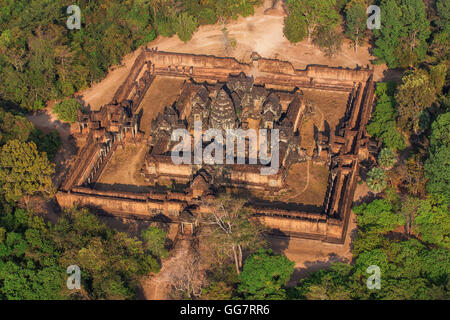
<box><xmin>113</xmin><ymin>49</ymin><xmax>148</xmax><ymax>103</ymax></box>
<box><xmin>230</xmin><ymin>169</ymin><xmax>283</xmax><ymax>188</ymax></box>
<box><xmin>58</xmin><ymin>50</ymin><xmax>376</xmax><ymax>244</ymax></box>
<box><xmin>145</xmin><ymin>49</ymin><xmax>372</xmax><ymax>91</ymax></box>
<box><xmin>56</xmin><ymin>191</ymin><xmax>186</xmax><ymax>218</ymax></box>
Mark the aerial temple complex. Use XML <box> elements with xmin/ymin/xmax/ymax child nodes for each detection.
<box><xmin>57</xmin><ymin>47</ymin><xmax>377</xmax><ymax>243</ymax></box>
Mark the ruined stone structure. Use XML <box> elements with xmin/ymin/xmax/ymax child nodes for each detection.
<box><xmin>57</xmin><ymin>48</ymin><xmax>375</xmax><ymax>244</ymax></box>
<box><xmin>145</xmin><ymin>72</ymin><xmax>308</xmax><ymax>190</ymax></box>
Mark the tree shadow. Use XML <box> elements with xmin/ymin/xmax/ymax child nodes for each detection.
<box><xmin>266</xmin><ymin>229</ymin><xmax>291</xmax><ymax>252</ymax></box>
<box><xmin>287</xmin><ymin>253</ymin><xmax>348</xmax><ymax>287</ymax></box>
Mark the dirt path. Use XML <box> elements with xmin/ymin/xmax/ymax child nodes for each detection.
<box><xmin>26</xmin><ymin>105</ymin><xmax>78</xmax><ymax>188</ymax></box>
<box><xmin>139</xmin><ymin>238</ymin><xmax>191</xmax><ymax>300</ymax></box>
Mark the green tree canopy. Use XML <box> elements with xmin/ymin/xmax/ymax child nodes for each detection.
<box><xmin>344</xmin><ymin>0</ymin><xmax>367</xmax><ymax>53</ymax></box>
<box><xmin>353</xmin><ymin>199</ymin><xmax>405</xmax><ymax>233</ymax></box>
<box><xmin>141</xmin><ymin>226</ymin><xmax>169</xmax><ymax>260</ymax></box>
<box><xmin>395</xmin><ymin>69</ymin><xmax>437</xmax><ymax>133</ymax></box>
<box><xmin>0</xmin><ymin>140</ymin><xmax>55</xmax><ymax>203</ymax></box>
<box><xmin>0</xmin><ymin>208</ymin><xmax>66</xmax><ymax>300</ymax></box>
<box><xmin>366</xmin><ymin>167</ymin><xmax>388</xmax><ymax>193</ymax></box>
<box><xmin>367</xmin><ymin>82</ymin><xmax>407</xmax><ymax>151</ymax></box>
<box><xmin>0</xmin><ymin>109</ymin><xmax>34</xmax><ymax>145</ymax></box>
<box><xmin>52</xmin><ymin>99</ymin><xmax>83</xmax><ymax>124</ymax></box>
<box><xmin>285</xmin><ymin>0</ymin><xmax>340</xmax><ymax>43</ymax></box>
<box><xmin>52</xmin><ymin>207</ymin><xmax>161</xmax><ymax>299</ymax></box>
<box><xmin>175</xmin><ymin>12</ymin><xmax>199</xmax><ymax>43</ymax></box>
<box><xmin>283</xmin><ymin>9</ymin><xmax>308</xmax><ymax>43</ymax></box>
<box><xmin>414</xmin><ymin>196</ymin><xmax>450</xmax><ymax>248</ymax></box>
<box><xmin>378</xmin><ymin>148</ymin><xmax>397</xmax><ymax>169</ymax></box>
<box><xmin>373</xmin><ymin>0</ymin><xmax>430</xmax><ymax>68</ymax></box>
<box><xmin>425</xmin><ymin>112</ymin><xmax>450</xmax><ymax>203</ymax></box>
<box><xmin>238</xmin><ymin>249</ymin><xmax>294</xmax><ymax>300</ymax></box>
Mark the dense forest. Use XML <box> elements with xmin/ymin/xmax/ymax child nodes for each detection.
<box><xmin>0</xmin><ymin>0</ymin><xmax>261</xmax><ymax>111</ymax></box>
<box><xmin>0</xmin><ymin>0</ymin><xmax>448</xmax><ymax>300</ymax></box>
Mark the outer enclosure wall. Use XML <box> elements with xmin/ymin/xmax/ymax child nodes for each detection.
<box><xmin>57</xmin><ymin>48</ymin><xmax>375</xmax><ymax>243</ymax></box>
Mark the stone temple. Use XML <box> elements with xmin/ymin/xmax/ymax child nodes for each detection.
<box><xmin>57</xmin><ymin>47</ymin><xmax>377</xmax><ymax>242</ymax></box>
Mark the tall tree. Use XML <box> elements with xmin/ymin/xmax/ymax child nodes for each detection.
<box><xmin>367</xmin><ymin>82</ymin><xmax>407</xmax><ymax>151</ymax></box>
<box><xmin>283</xmin><ymin>7</ymin><xmax>308</xmax><ymax>43</ymax></box>
<box><xmin>395</xmin><ymin>69</ymin><xmax>436</xmax><ymax>133</ymax></box>
<box><xmin>373</xmin><ymin>0</ymin><xmax>430</xmax><ymax>68</ymax></box>
<box><xmin>366</xmin><ymin>167</ymin><xmax>388</xmax><ymax>193</ymax></box>
<box><xmin>313</xmin><ymin>26</ymin><xmax>344</xmax><ymax>57</ymax></box>
<box><xmin>238</xmin><ymin>249</ymin><xmax>294</xmax><ymax>300</ymax></box>
<box><xmin>424</xmin><ymin>112</ymin><xmax>450</xmax><ymax>203</ymax></box>
<box><xmin>285</xmin><ymin>0</ymin><xmax>340</xmax><ymax>43</ymax></box>
<box><xmin>175</xmin><ymin>12</ymin><xmax>199</xmax><ymax>43</ymax></box>
<box><xmin>0</xmin><ymin>140</ymin><xmax>55</xmax><ymax>204</ymax></box>
<box><xmin>414</xmin><ymin>196</ymin><xmax>450</xmax><ymax>248</ymax></box>
<box><xmin>344</xmin><ymin>0</ymin><xmax>367</xmax><ymax>53</ymax></box>
<box><xmin>353</xmin><ymin>199</ymin><xmax>405</xmax><ymax>234</ymax></box>
<box><xmin>141</xmin><ymin>226</ymin><xmax>169</xmax><ymax>260</ymax></box>
<box><xmin>203</xmin><ymin>194</ymin><xmax>265</xmax><ymax>275</ymax></box>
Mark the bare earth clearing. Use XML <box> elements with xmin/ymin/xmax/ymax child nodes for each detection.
<box><xmin>96</xmin><ymin>143</ymin><xmax>148</xmax><ymax>188</ymax></box>
<box><xmin>137</xmin><ymin>76</ymin><xmax>186</xmax><ymax>137</ymax></box>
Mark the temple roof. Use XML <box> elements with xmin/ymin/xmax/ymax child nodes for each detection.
<box><xmin>209</xmin><ymin>87</ymin><xmax>236</xmax><ymax>131</ymax></box>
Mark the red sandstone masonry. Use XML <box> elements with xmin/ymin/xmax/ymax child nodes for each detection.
<box><xmin>57</xmin><ymin>50</ymin><xmax>376</xmax><ymax>243</ymax></box>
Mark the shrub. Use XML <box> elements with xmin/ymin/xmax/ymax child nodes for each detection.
<box><xmin>283</xmin><ymin>13</ymin><xmax>307</xmax><ymax>43</ymax></box>
<box><xmin>52</xmin><ymin>99</ymin><xmax>82</xmax><ymax>123</ymax></box>
<box><xmin>175</xmin><ymin>12</ymin><xmax>199</xmax><ymax>43</ymax></box>
<box><xmin>197</xmin><ymin>8</ymin><xmax>218</xmax><ymax>25</ymax></box>
<box><xmin>155</xmin><ymin>13</ymin><xmax>177</xmax><ymax>37</ymax></box>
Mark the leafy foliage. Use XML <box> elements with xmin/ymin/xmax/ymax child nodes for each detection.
<box><xmin>283</xmin><ymin>9</ymin><xmax>308</xmax><ymax>43</ymax></box>
<box><xmin>395</xmin><ymin>69</ymin><xmax>437</xmax><ymax>133</ymax></box>
<box><xmin>238</xmin><ymin>249</ymin><xmax>294</xmax><ymax>300</ymax></box>
<box><xmin>0</xmin><ymin>207</ymin><xmax>163</xmax><ymax>300</ymax></box>
<box><xmin>366</xmin><ymin>167</ymin><xmax>388</xmax><ymax>193</ymax></box>
<box><xmin>378</xmin><ymin>148</ymin><xmax>397</xmax><ymax>169</ymax></box>
<box><xmin>353</xmin><ymin>199</ymin><xmax>405</xmax><ymax>233</ymax></box>
<box><xmin>0</xmin><ymin>1</ymin><xmax>263</xmax><ymax>111</ymax></box>
<box><xmin>414</xmin><ymin>196</ymin><xmax>450</xmax><ymax>248</ymax></box>
<box><xmin>52</xmin><ymin>99</ymin><xmax>82</xmax><ymax>124</ymax></box>
<box><xmin>344</xmin><ymin>0</ymin><xmax>367</xmax><ymax>52</ymax></box>
<box><xmin>0</xmin><ymin>140</ymin><xmax>55</xmax><ymax>203</ymax></box>
<box><xmin>292</xmin><ymin>198</ymin><xmax>449</xmax><ymax>300</ymax></box>
<box><xmin>367</xmin><ymin>82</ymin><xmax>406</xmax><ymax>151</ymax></box>
<box><xmin>0</xmin><ymin>208</ymin><xmax>66</xmax><ymax>300</ymax></box>
<box><xmin>284</xmin><ymin>0</ymin><xmax>340</xmax><ymax>43</ymax></box>
<box><xmin>0</xmin><ymin>109</ymin><xmax>34</xmax><ymax>145</ymax></box>
<box><xmin>52</xmin><ymin>208</ymin><xmax>161</xmax><ymax>299</ymax></box>
<box><xmin>373</xmin><ymin>0</ymin><xmax>430</xmax><ymax>68</ymax></box>
<box><xmin>313</xmin><ymin>26</ymin><xmax>344</xmax><ymax>57</ymax></box>
<box><xmin>29</xmin><ymin>129</ymin><xmax>62</xmax><ymax>161</ymax></box>
<box><xmin>175</xmin><ymin>12</ymin><xmax>199</xmax><ymax>43</ymax></box>
<box><xmin>141</xmin><ymin>226</ymin><xmax>169</xmax><ymax>260</ymax></box>
<box><xmin>425</xmin><ymin>112</ymin><xmax>450</xmax><ymax>203</ymax></box>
